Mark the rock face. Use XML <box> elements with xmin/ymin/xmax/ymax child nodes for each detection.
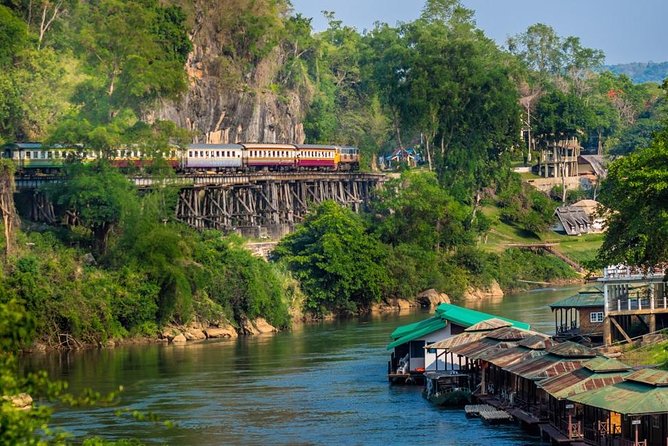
<box><xmin>171</xmin><ymin>333</ymin><xmax>187</xmax><ymax>344</ymax></box>
<box><xmin>241</xmin><ymin>317</ymin><xmax>277</xmax><ymax>335</ymax></box>
<box><xmin>462</xmin><ymin>280</ymin><xmax>505</xmax><ymax>300</ymax></box>
<box><xmin>151</xmin><ymin>2</ymin><xmax>307</xmax><ymax>144</ymax></box>
<box><xmin>204</xmin><ymin>326</ymin><xmax>238</xmax><ymax>339</ymax></box>
<box><xmin>184</xmin><ymin>328</ymin><xmax>207</xmax><ymax>341</ymax></box>
<box><xmin>371</xmin><ymin>298</ymin><xmax>416</xmax><ymax>313</ymax></box>
<box><xmin>415</xmin><ymin>289</ymin><xmax>451</xmax><ymax>309</ymax></box>
<box><xmin>7</xmin><ymin>393</ymin><xmax>33</xmax><ymax>411</ymax></box>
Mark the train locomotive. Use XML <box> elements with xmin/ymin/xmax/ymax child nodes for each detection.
<box><xmin>2</xmin><ymin>142</ymin><xmax>360</xmax><ymax>173</ymax></box>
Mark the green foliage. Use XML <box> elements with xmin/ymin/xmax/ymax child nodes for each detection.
<box><xmin>493</xmin><ymin>248</ymin><xmax>578</xmax><ymax>290</ymax></box>
<box><xmin>373</xmin><ymin>171</ymin><xmax>475</xmax><ymax>251</ymax></box>
<box><xmin>46</xmin><ymin>161</ymin><xmax>138</xmax><ymax>254</ymax></box>
<box><xmin>597</xmin><ymin>127</ymin><xmax>668</xmax><ymax>267</ymax></box>
<box><xmin>0</xmin><ymin>5</ymin><xmax>27</xmax><ymax>65</ymax></box>
<box><xmin>533</xmin><ymin>89</ymin><xmax>593</xmax><ymax>139</ymax></box>
<box><xmin>496</xmin><ymin>172</ymin><xmax>556</xmax><ymax>234</ymax></box>
<box><xmin>192</xmin><ymin>233</ymin><xmax>290</xmax><ymax>328</ymax></box>
<box><xmin>274</xmin><ymin>201</ymin><xmax>390</xmax><ymax>315</ymax></box>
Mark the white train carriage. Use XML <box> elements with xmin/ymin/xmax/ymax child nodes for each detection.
<box><xmin>185</xmin><ymin>144</ymin><xmax>243</xmax><ymax>170</ymax></box>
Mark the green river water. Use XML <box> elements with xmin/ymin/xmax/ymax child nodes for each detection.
<box><xmin>24</xmin><ymin>286</ymin><xmax>582</xmax><ymax>445</ymax></box>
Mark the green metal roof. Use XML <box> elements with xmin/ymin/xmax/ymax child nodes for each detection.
<box><xmin>387</xmin><ymin>303</ymin><xmax>530</xmax><ymax>350</ymax></box>
<box><xmin>567</xmin><ymin>377</ymin><xmax>668</xmax><ymax>415</ymax></box>
<box><xmin>549</xmin><ymin>290</ymin><xmax>604</xmax><ymax>309</ymax></box>
<box><xmin>435</xmin><ymin>303</ymin><xmax>531</xmax><ymax>331</ymax></box>
<box><xmin>390</xmin><ymin>316</ymin><xmax>442</xmax><ymax>340</ymax></box>
<box><xmin>387</xmin><ymin>317</ymin><xmax>446</xmax><ymax>350</ymax></box>
<box><xmin>583</xmin><ymin>357</ymin><xmax>631</xmax><ymax>373</ymax></box>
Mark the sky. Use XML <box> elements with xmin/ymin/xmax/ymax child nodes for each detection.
<box><xmin>289</xmin><ymin>0</ymin><xmax>668</xmax><ymax>65</ymax></box>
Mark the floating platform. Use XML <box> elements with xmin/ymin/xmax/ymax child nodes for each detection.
<box><xmin>464</xmin><ymin>404</ymin><xmax>496</xmax><ymax>417</ymax></box>
<box><xmin>479</xmin><ymin>409</ymin><xmax>515</xmax><ymax>424</ymax></box>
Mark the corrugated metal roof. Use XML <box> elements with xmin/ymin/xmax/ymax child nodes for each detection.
<box><xmin>518</xmin><ymin>334</ymin><xmax>555</xmax><ymax>350</ymax></box>
<box><xmin>464</xmin><ymin>318</ymin><xmax>511</xmax><ymax>332</ymax></box>
<box><xmin>546</xmin><ymin>341</ymin><xmax>598</xmax><ymax>358</ymax></box>
<box><xmin>625</xmin><ymin>369</ymin><xmax>668</xmax><ymax>387</ymax></box>
<box><xmin>481</xmin><ymin>346</ymin><xmax>547</xmax><ymax>368</ymax></box>
<box><xmin>387</xmin><ymin>318</ymin><xmax>446</xmax><ymax>350</ymax></box>
<box><xmin>388</xmin><ymin>303</ymin><xmax>531</xmax><ymax>350</ymax></box>
<box><xmin>568</xmin><ymin>379</ymin><xmax>668</xmax><ymax>415</ymax></box>
<box><xmin>485</xmin><ymin>327</ymin><xmax>533</xmax><ymax>341</ymax></box>
<box><xmin>435</xmin><ymin>303</ymin><xmax>531</xmax><ymax>331</ymax></box>
<box><xmin>539</xmin><ymin>367</ymin><xmax>630</xmax><ymax>399</ymax></box>
<box><xmin>583</xmin><ymin>357</ymin><xmax>631</xmax><ymax>373</ymax></box>
<box><xmin>578</xmin><ymin>155</ymin><xmax>608</xmax><ymax>178</ymax></box>
<box><xmin>449</xmin><ymin>337</ymin><xmax>504</xmax><ymax>358</ymax></box>
<box><xmin>549</xmin><ymin>290</ymin><xmax>604</xmax><ymax>309</ymax></box>
<box><xmin>426</xmin><ymin>331</ymin><xmax>487</xmax><ymax>350</ymax></box>
<box><xmin>503</xmin><ymin>351</ymin><xmax>589</xmax><ymax>380</ymax></box>
<box><xmin>391</xmin><ymin>316</ymin><xmax>442</xmax><ymax>340</ymax></box>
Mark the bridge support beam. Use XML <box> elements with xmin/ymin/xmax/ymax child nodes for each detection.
<box><xmin>174</xmin><ymin>174</ymin><xmax>382</xmax><ymax>237</ymax></box>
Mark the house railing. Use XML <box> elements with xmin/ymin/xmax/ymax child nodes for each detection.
<box><xmin>582</xmin><ymin>421</ymin><xmax>621</xmax><ymax>445</ymax></box>
<box><xmin>611</xmin><ymin>296</ymin><xmax>668</xmax><ymax>313</ymax></box>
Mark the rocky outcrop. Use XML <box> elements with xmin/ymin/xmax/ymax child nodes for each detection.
<box><xmin>415</xmin><ymin>289</ymin><xmax>451</xmax><ymax>309</ymax></box>
<box><xmin>150</xmin><ymin>2</ymin><xmax>307</xmax><ymax>144</ymax></box>
<box><xmin>371</xmin><ymin>298</ymin><xmax>416</xmax><ymax>313</ymax></box>
<box><xmin>184</xmin><ymin>328</ymin><xmax>207</xmax><ymax>341</ymax></box>
<box><xmin>204</xmin><ymin>326</ymin><xmax>238</xmax><ymax>339</ymax></box>
<box><xmin>240</xmin><ymin>317</ymin><xmax>277</xmax><ymax>335</ymax></box>
<box><xmin>462</xmin><ymin>280</ymin><xmax>504</xmax><ymax>300</ymax></box>
<box><xmin>6</xmin><ymin>393</ymin><xmax>32</xmax><ymax>411</ymax></box>
<box><xmin>172</xmin><ymin>333</ymin><xmax>187</xmax><ymax>344</ymax></box>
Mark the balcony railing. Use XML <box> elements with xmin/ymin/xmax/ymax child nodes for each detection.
<box><xmin>609</xmin><ymin>295</ymin><xmax>668</xmax><ymax>313</ymax></box>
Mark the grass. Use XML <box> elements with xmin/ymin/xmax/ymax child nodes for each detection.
<box><xmin>479</xmin><ymin>204</ymin><xmax>604</xmax><ymax>267</ymax></box>
<box><xmin>620</xmin><ymin>337</ymin><xmax>668</xmax><ymax>368</ymax></box>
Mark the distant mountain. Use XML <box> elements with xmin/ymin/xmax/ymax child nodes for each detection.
<box><xmin>604</xmin><ymin>62</ymin><xmax>668</xmax><ymax>84</ymax></box>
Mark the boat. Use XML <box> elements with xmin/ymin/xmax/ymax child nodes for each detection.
<box><xmin>422</xmin><ymin>371</ymin><xmax>472</xmax><ymax>407</ymax></box>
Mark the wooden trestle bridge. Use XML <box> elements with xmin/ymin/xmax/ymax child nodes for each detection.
<box><xmin>15</xmin><ymin>172</ymin><xmax>386</xmax><ymax>237</ymax></box>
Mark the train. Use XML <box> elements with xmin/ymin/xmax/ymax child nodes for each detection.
<box><xmin>2</xmin><ymin>142</ymin><xmax>360</xmax><ymax>173</ymax></box>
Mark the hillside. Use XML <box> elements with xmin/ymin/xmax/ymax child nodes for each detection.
<box><xmin>604</xmin><ymin>61</ymin><xmax>668</xmax><ymax>84</ymax></box>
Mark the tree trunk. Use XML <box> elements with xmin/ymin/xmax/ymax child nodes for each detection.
<box><xmin>0</xmin><ymin>162</ymin><xmax>20</xmax><ymax>258</ymax></box>
<box><xmin>425</xmin><ymin>138</ymin><xmax>433</xmax><ymax>171</ymax></box>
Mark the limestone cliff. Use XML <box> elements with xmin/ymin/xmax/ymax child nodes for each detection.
<box><xmin>151</xmin><ymin>2</ymin><xmax>307</xmax><ymax>144</ymax></box>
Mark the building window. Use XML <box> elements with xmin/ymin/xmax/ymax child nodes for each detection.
<box><xmin>590</xmin><ymin>312</ymin><xmax>604</xmax><ymax>323</ymax></box>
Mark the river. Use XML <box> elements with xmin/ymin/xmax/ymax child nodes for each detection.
<box><xmin>25</xmin><ymin>286</ymin><xmax>582</xmax><ymax>445</ymax></box>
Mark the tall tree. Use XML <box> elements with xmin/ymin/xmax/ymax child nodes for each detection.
<box><xmin>597</xmin><ymin>127</ymin><xmax>668</xmax><ymax>267</ymax></box>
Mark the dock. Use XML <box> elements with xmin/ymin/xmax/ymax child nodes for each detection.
<box><xmin>464</xmin><ymin>404</ymin><xmax>495</xmax><ymax>417</ymax></box>
<box><xmin>464</xmin><ymin>404</ymin><xmax>513</xmax><ymax>423</ymax></box>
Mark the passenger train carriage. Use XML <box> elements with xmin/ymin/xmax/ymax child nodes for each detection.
<box><xmin>186</xmin><ymin>144</ymin><xmax>243</xmax><ymax>170</ymax></box>
<box><xmin>3</xmin><ymin>142</ymin><xmax>360</xmax><ymax>173</ymax></box>
<box><xmin>243</xmin><ymin>143</ymin><xmax>297</xmax><ymax>169</ymax></box>
<box><xmin>295</xmin><ymin>144</ymin><xmax>338</xmax><ymax>169</ymax></box>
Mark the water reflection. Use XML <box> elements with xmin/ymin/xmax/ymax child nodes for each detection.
<box><xmin>24</xmin><ymin>287</ymin><xmax>583</xmax><ymax>445</ymax></box>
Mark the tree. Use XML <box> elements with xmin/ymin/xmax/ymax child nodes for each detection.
<box><xmin>273</xmin><ymin>201</ymin><xmax>390</xmax><ymax>315</ymax></box>
<box><xmin>373</xmin><ymin>171</ymin><xmax>475</xmax><ymax>252</ymax></box>
<box><xmin>507</xmin><ymin>23</ymin><xmax>603</xmax><ymax>84</ymax></box>
<box><xmin>73</xmin><ymin>0</ymin><xmax>189</xmax><ymax>121</ymax></box>
<box><xmin>46</xmin><ymin>161</ymin><xmax>138</xmax><ymax>254</ymax></box>
<box><xmin>596</xmin><ymin>127</ymin><xmax>668</xmax><ymax>267</ymax></box>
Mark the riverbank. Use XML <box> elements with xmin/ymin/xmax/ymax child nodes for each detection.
<box><xmin>24</xmin><ymin>294</ymin><xmax>563</xmax><ymax>445</ymax></box>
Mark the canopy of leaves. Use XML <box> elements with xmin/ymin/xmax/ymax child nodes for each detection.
<box><xmin>373</xmin><ymin>171</ymin><xmax>475</xmax><ymax>251</ymax></box>
<box><xmin>597</xmin><ymin>127</ymin><xmax>668</xmax><ymax>267</ymax></box>
<box><xmin>46</xmin><ymin>161</ymin><xmax>138</xmax><ymax>254</ymax></box>
<box><xmin>273</xmin><ymin>201</ymin><xmax>390</xmax><ymax>315</ymax></box>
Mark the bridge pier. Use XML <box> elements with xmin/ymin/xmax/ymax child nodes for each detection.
<box><xmin>174</xmin><ymin>174</ymin><xmax>382</xmax><ymax>237</ymax></box>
